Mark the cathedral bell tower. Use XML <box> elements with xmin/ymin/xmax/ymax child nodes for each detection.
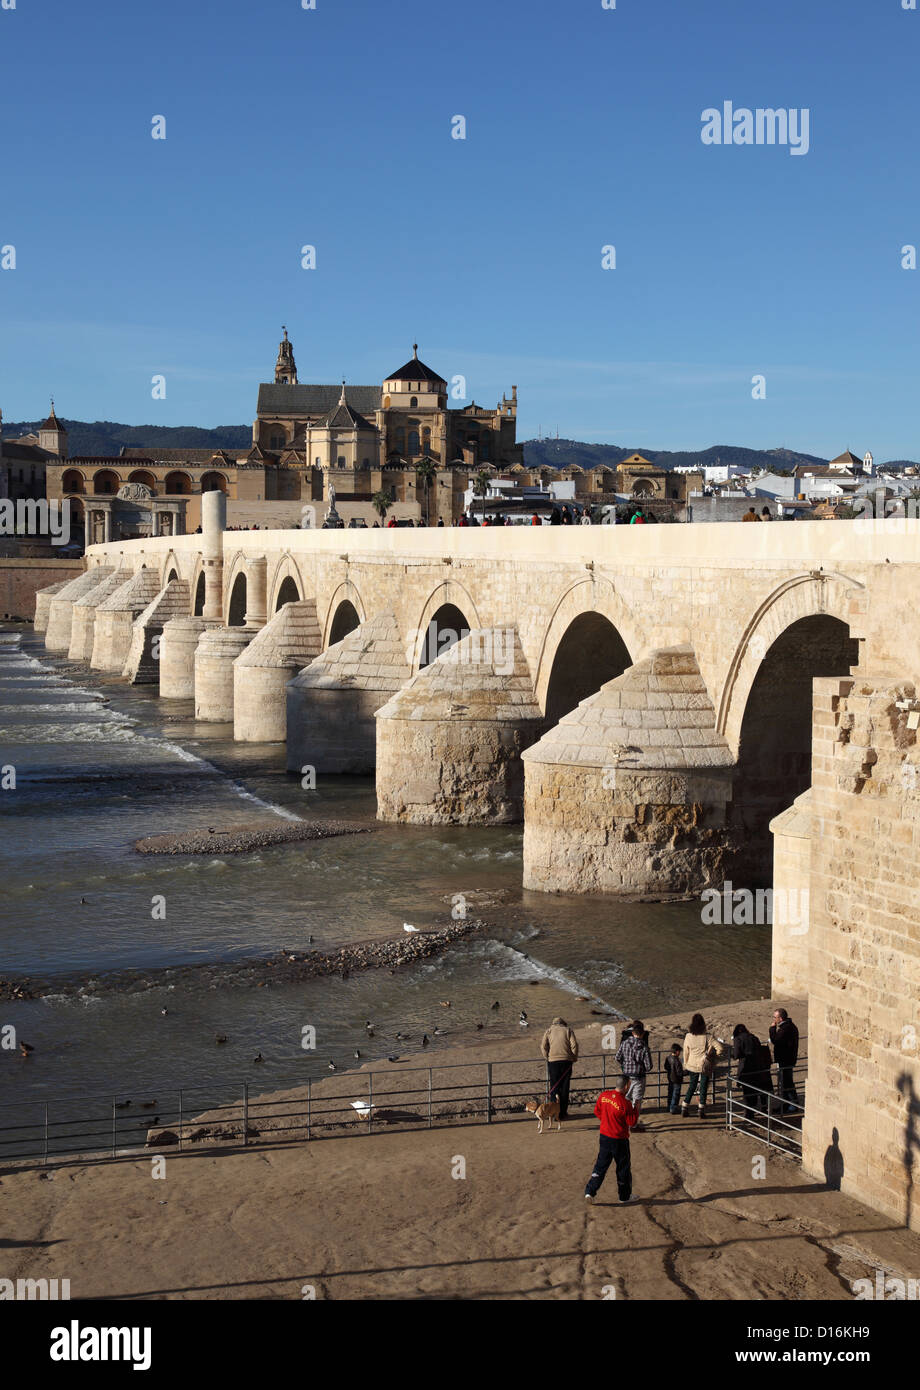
<box><xmin>274</xmin><ymin>326</ymin><xmax>298</xmax><ymax>385</ymax></box>
<box><xmin>39</xmin><ymin>399</ymin><xmax>68</xmax><ymax>459</ymax></box>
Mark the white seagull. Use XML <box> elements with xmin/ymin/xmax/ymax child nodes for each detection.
<box><xmin>403</xmin><ymin>923</ymin><xmax>420</xmax><ymax>933</ymax></box>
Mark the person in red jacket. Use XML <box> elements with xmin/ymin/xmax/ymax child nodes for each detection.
<box><xmin>584</xmin><ymin>1083</ymin><xmax>638</xmax><ymax>1204</ymax></box>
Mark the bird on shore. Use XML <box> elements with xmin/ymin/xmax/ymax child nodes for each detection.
<box><xmin>422</xmin><ymin>1034</ymin><xmax>430</xmax><ymax>1047</ymax></box>
<box><xmin>364</xmin><ymin>1020</ymin><xmax>374</xmax><ymax>1032</ymax></box>
<box><xmin>519</xmin><ymin>1010</ymin><xmax>528</xmax><ymax>1026</ymax></box>
<box><xmin>160</xmin><ymin>1008</ymin><xmax>168</xmax><ymax>1017</ymax></box>
<box><xmin>439</xmin><ymin>1000</ymin><xmax>451</xmax><ymax>1008</ymax></box>
<box><xmin>328</xmin><ymin>1060</ymin><xmax>336</xmax><ymax>1071</ymax></box>
<box><xmin>215</xmin><ymin>1034</ymin><xmax>228</xmax><ymax>1045</ymax></box>
<box><xmin>490</xmin><ymin>1001</ymin><xmax>500</xmax><ymax>1010</ymax></box>
<box><xmin>253</xmin><ymin>1053</ymin><xmax>264</xmax><ymax>1064</ymax></box>
<box><xmin>403</xmin><ymin>923</ymin><xmax>420</xmax><ymax>934</ymax></box>
<box><xmin>353</xmin><ymin>1049</ymin><xmax>361</xmax><ymax>1060</ymax></box>
<box><xmin>19</xmin><ymin>1041</ymin><xmax>34</xmax><ymax>1058</ymax></box>
<box><xmin>308</xmin><ymin>936</ymin><xmax>314</xmax><ymax>944</ymax></box>
<box><xmin>386</xmin><ymin>1055</ymin><xmax>401</xmax><ymax>1063</ymax></box>
<box><xmin>395</xmin><ymin>1032</ymin><xmax>405</xmax><ymax>1041</ymax></box>
<box><xmin>80</xmin><ymin>897</ymin><xmax>87</xmax><ymax>905</ymax></box>
<box><xmin>433</xmin><ymin>1026</ymin><xmax>444</xmax><ymax>1037</ymax></box>
<box><xmin>476</xmin><ymin>1022</ymin><xmax>484</xmax><ymax>1031</ymax></box>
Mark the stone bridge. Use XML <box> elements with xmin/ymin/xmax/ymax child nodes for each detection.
<box><xmin>38</xmin><ymin>501</ymin><xmax>915</xmax><ymax>896</ymax></box>
<box><xmin>31</xmin><ymin>500</ymin><xmax>920</xmax><ymax>1232</ymax></box>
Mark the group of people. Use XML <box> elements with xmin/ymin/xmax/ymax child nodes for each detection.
<box><xmin>742</xmin><ymin>506</ymin><xmax>774</xmax><ymax>522</ymax></box>
<box><xmin>539</xmin><ymin>1009</ymin><xmax>800</xmax><ymax>1204</ymax></box>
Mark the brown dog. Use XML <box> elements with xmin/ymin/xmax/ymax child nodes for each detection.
<box><xmin>524</xmin><ymin>1097</ymin><xmax>561</xmax><ymax>1133</ymax></box>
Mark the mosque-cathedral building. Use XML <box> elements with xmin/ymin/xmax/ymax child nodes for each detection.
<box><xmin>43</xmin><ymin>331</ymin><xmax>525</xmax><ymax>532</ymax></box>
<box><xmin>37</xmin><ymin>329</ymin><xmax>704</xmax><ymax>538</ymax></box>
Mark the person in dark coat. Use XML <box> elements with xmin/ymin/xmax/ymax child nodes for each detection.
<box><xmin>732</xmin><ymin>1024</ymin><xmax>770</xmax><ymax>1116</ymax></box>
<box><xmin>770</xmin><ymin>1008</ymin><xmax>800</xmax><ymax>1112</ymax></box>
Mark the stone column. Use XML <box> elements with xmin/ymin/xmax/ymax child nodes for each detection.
<box><xmin>171</xmin><ymin>508</ymin><xmax>178</xmax><ymax>536</ymax></box>
<box><xmin>84</xmin><ymin>509</ymin><xmax>91</xmax><ymax>549</ymax></box>
<box><xmin>201</xmin><ymin>488</ymin><xmax>227</xmax><ymax>622</ymax></box>
<box><xmin>244</xmin><ymin>554</ymin><xmax>268</xmax><ymax>628</ymax></box>
<box><xmin>103</xmin><ymin>507</ymin><xmax>112</xmax><ymax>543</ymax></box>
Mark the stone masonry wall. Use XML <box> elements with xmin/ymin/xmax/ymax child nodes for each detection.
<box><xmin>802</xmin><ymin>675</ymin><xmax>920</xmax><ymax>1231</ymax></box>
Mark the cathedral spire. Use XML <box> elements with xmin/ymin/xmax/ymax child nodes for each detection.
<box><xmin>275</xmin><ymin>326</ymin><xmax>298</xmax><ymax>385</ymax></box>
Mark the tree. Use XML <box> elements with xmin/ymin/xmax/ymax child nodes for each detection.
<box><xmin>372</xmin><ymin>490</ymin><xmax>393</xmax><ymax>523</ymax></box>
<box><xmin>472</xmin><ymin>468</ymin><xmax>491</xmax><ymax>517</ymax></box>
<box><xmin>415</xmin><ymin>456</ymin><xmax>437</xmax><ymax>525</ymax></box>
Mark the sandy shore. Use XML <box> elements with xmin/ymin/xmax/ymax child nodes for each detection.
<box><xmin>5</xmin><ymin>994</ymin><xmax>920</xmax><ymax>1300</ymax></box>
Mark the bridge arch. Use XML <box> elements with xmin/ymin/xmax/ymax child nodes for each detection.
<box><xmin>268</xmin><ymin>553</ymin><xmax>306</xmax><ymax>615</ymax></box>
<box><xmin>718</xmin><ymin>571</ymin><xmax>866</xmax><ymax>755</ymax></box>
<box><xmin>193</xmin><ymin>571</ymin><xmax>206</xmax><ymax>616</ymax></box>
<box><xmin>227</xmin><ymin>571</ymin><xmax>247</xmax><ymax>626</ymax></box>
<box><xmin>321</xmin><ymin>580</ymin><xmax>367</xmax><ymax>648</ymax></box>
<box><xmin>533</xmin><ymin>578</ymin><xmax>644</xmax><ymax>718</ymax></box>
<box><xmin>159</xmin><ymin>549</ymin><xmax>183</xmax><ymax>587</ymax></box>
<box><xmin>275</xmin><ymin>576</ymin><xmax>301</xmax><ymax>611</ymax></box>
<box><xmin>409</xmin><ymin>581</ymin><xmax>483</xmax><ymax>672</ymax></box>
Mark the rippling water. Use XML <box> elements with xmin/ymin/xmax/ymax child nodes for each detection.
<box><xmin>0</xmin><ymin>627</ymin><xmax>770</xmax><ymax>1123</ymax></box>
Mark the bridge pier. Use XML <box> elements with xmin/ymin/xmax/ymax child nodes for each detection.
<box><xmin>68</xmin><ymin>571</ymin><xmax>125</xmax><ymax>662</ymax></box>
<box><xmin>91</xmin><ymin>566</ymin><xmax>163</xmax><ymax>672</ymax></box>
<box><xmin>123</xmin><ymin>579</ymin><xmax>191</xmax><ymax>686</ymax></box>
<box><xmin>33</xmin><ymin>580</ymin><xmax>70</xmax><ymax>635</ymax></box>
<box><xmin>522</xmin><ymin>646</ymin><xmax>738</xmax><ymax>895</ymax></box>
<box><xmin>768</xmin><ymin>791</ymin><xmax>813</xmax><ymax>995</ymax></box>
<box><xmin>194</xmin><ymin>625</ymin><xmax>256</xmax><ymax>721</ymax></box>
<box><xmin>233</xmin><ymin>599</ymin><xmax>321</xmax><ymax>742</ymax></box>
<box><xmin>375</xmin><ymin>628</ymin><xmax>544</xmax><ymax>824</ymax></box>
<box><xmin>44</xmin><ymin>568</ymin><xmax>115</xmax><ymax>653</ymax></box>
<box><xmin>160</xmin><ymin>616</ymin><xmax>213</xmax><ymax>698</ymax></box>
<box><xmin>286</xmin><ymin>612</ymin><xmax>410</xmax><ymax>774</ymax></box>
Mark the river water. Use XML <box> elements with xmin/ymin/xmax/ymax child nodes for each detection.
<box><xmin>0</xmin><ymin>627</ymin><xmax>770</xmax><ymax>1129</ymax></box>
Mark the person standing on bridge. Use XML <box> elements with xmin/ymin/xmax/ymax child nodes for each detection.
<box><xmin>540</xmin><ymin>1016</ymin><xmax>579</xmax><ymax>1121</ymax></box>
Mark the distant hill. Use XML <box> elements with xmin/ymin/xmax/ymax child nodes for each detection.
<box><xmin>522</xmin><ymin>439</ymin><xmax>835</xmax><ymax>473</ymax></box>
<box><xmin>2</xmin><ymin>420</ymin><xmax>913</xmax><ymax>472</ymax></box>
<box><xmin>1</xmin><ymin>420</ymin><xmax>251</xmax><ymax>458</ymax></box>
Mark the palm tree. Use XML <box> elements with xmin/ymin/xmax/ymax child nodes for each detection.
<box><xmin>372</xmin><ymin>490</ymin><xmax>393</xmax><ymax>524</ymax></box>
<box><xmin>472</xmin><ymin>468</ymin><xmax>491</xmax><ymax>519</ymax></box>
<box><xmin>415</xmin><ymin>456</ymin><xmax>437</xmax><ymax>526</ymax></box>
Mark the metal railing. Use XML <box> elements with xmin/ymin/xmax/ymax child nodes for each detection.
<box><xmin>0</xmin><ymin>1049</ymin><xmax>802</xmax><ymax>1167</ymax></box>
<box><xmin>725</xmin><ymin>1062</ymin><xmax>807</xmax><ymax>1157</ymax></box>
<box><xmin>0</xmin><ymin>1050</ymin><xmax>711</xmax><ymax>1165</ymax></box>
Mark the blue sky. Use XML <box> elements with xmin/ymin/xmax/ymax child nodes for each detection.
<box><xmin>1</xmin><ymin>0</ymin><xmax>917</xmax><ymax>458</ymax></box>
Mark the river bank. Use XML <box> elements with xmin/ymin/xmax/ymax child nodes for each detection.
<box><xmin>10</xmin><ymin>994</ymin><xmax>920</xmax><ymax>1302</ymax></box>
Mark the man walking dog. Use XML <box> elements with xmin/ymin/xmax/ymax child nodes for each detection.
<box><xmin>540</xmin><ymin>1016</ymin><xmax>579</xmax><ymax>1121</ymax></box>
<box><xmin>584</xmin><ymin>1081</ymin><xmax>638</xmax><ymax>1204</ymax></box>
